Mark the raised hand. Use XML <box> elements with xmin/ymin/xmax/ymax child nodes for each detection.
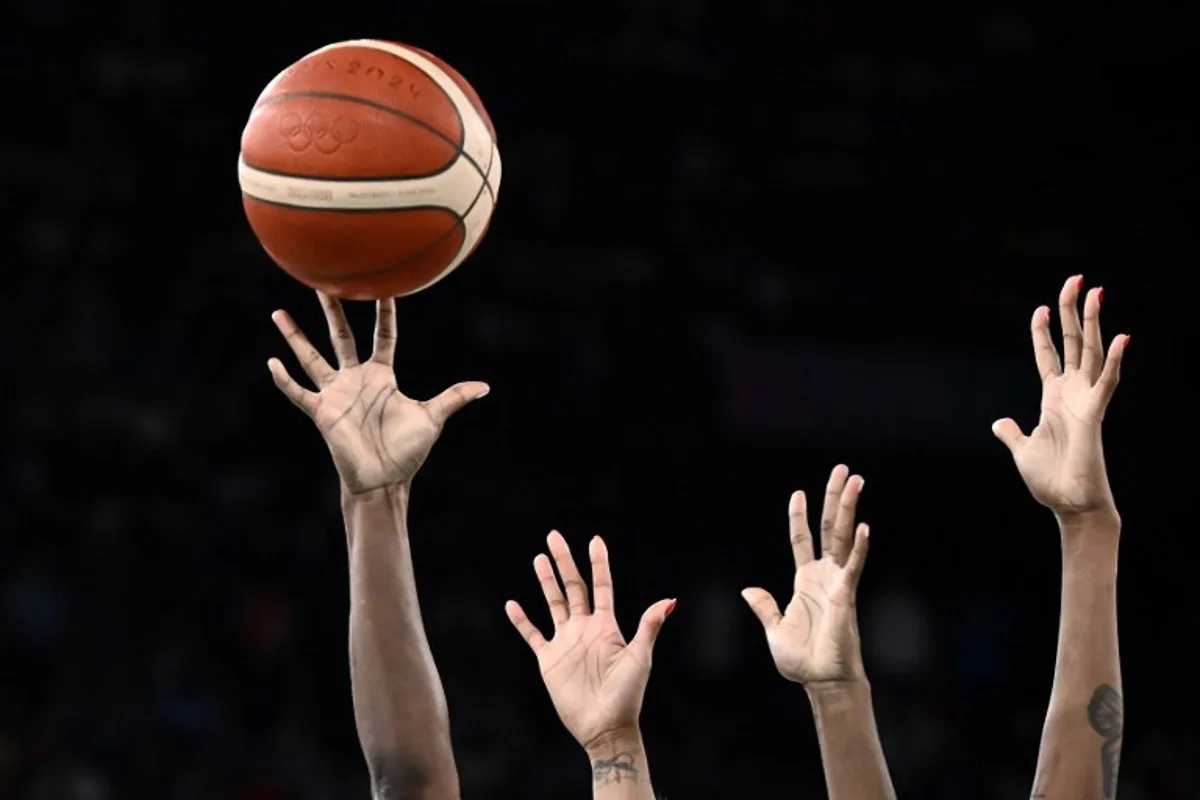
<box><xmin>505</xmin><ymin>532</ymin><xmax>675</xmax><ymax>750</ymax></box>
<box><xmin>743</xmin><ymin>465</ymin><xmax>870</xmax><ymax>686</ymax></box>
<box><xmin>991</xmin><ymin>276</ymin><xmax>1129</xmax><ymax>520</ymax></box>
<box><xmin>997</xmin><ymin>287</ymin><xmax>1128</xmax><ymax>798</ymax></box>
<box><xmin>267</xmin><ymin>292</ymin><xmax>489</xmax><ymax>493</ymax></box>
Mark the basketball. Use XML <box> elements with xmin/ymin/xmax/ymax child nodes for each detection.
<box><xmin>237</xmin><ymin>40</ymin><xmax>501</xmax><ymax>300</ymax></box>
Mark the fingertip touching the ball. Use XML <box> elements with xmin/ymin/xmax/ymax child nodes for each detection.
<box><xmin>238</xmin><ymin>40</ymin><xmax>501</xmax><ymax>300</ymax></box>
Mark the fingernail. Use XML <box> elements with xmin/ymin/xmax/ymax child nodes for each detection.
<box><xmin>475</xmin><ymin>387</ymin><xmax>490</xmax><ymax>399</ymax></box>
<box><xmin>1077</xmin><ymin>275</ymin><xmax>1085</xmax><ymax>290</ymax></box>
<box><xmin>1097</xmin><ymin>287</ymin><xmax>1104</xmax><ymax>306</ymax></box>
<box><xmin>1124</xmin><ymin>333</ymin><xmax>1131</xmax><ymax>346</ymax></box>
<box><xmin>664</xmin><ymin>599</ymin><xmax>678</xmax><ymax>618</ymax></box>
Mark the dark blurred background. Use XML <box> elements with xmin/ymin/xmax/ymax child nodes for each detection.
<box><xmin>3</xmin><ymin>0</ymin><xmax>1193</xmax><ymax>797</ymax></box>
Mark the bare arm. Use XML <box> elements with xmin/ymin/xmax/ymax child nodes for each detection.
<box><xmin>807</xmin><ymin>681</ymin><xmax>896</xmax><ymax>800</ymax></box>
<box><xmin>345</xmin><ymin>485</ymin><xmax>459</xmax><ymax>799</ymax></box>
<box><xmin>585</xmin><ymin>728</ymin><xmax>657</xmax><ymax>800</ymax></box>
<box><xmin>1030</xmin><ymin>512</ymin><xmax>1122</xmax><ymax>799</ymax></box>
<box><xmin>268</xmin><ymin>292</ymin><xmax>488</xmax><ymax>800</ymax></box>
<box><xmin>990</xmin><ymin>276</ymin><xmax>1129</xmax><ymax>799</ymax></box>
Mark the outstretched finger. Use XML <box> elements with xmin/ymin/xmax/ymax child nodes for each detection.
<box><xmin>830</xmin><ymin>475</ymin><xmax>864</xmax><ymax>567</ymax></box>
<box><xmin>740</xmin><ymin>588</ymin><xmax>782</xmax><ymax>630</ymax></box>
<box><xmin>991</xmin><ymin>417</ymin><xmax>1028</xmax><ymax>455</ymax></box>
<box><xmin>505</xmin><ymin>600</ymin><xmax>547</xmax><ymax>652</ymax></box>
<box><xmin>1080</xmin><ymin>287</ymin><xmax>1104</xmax><ymax>381</ymax></box>
<box><xmin>819</xmin><ymin>465</ymin><xmax>850</xmax><ymax>558</ymax></box>
<box><xmin>268</xmin><ymin>358</ymin><xmax>318</xmax><ymax>415</ymax></box>
<box><xmin>547</xmin><ymin>531</ymin><xmax>590</xmax><ymax>616</ymax></box>
<box><xmin>371</xmin><ymin>297</ymin><xmax>397</xmax><ymax>366</ymax></box>
<box><xmin>788</xmin><ymin>491</ymin><xmax>814</xmax><ymax>569</ymax></box>
<box><xmin>534</xmin><ymin>554</ymin><xmax>568</xmax><ymax>626</ymax></box>
<box><xmin>1058</xmin><ymin>275</ymin><xmax>1084</xmax><ymax>372</ymax></box>
<box><xmin>628</xmin><ymin>598</ymin><xmax>676</xmax><ymax>658</ymax></box>
<box><xmin>272</xmin><ymin>310</ymin><xmax>336</xmax><ymax>387</ymax></box>
<box><xmin>842</xmin><ymin>523</ymin><xmax>870</xmax><ymax>593</ymax></box>
<box><xmin>317</xmin><ymin>292</ymin><xmax>360</xmax><ymax>367</ymax></box>
<box><xmin>1093</xmin><ymin>333</ymin><xmax>1129</xmax><ymax>412</ymax></box>
<box><xmin>1030</xmin><ymin>306</ymin><xmax>1061</xmax><ymax>381</ymax></box>
<box><xmin>589</xmin><ymin>536</ymin><xmax>615</xmax><ymax>613</ymax></box>
<box><xmin>424</xmin><ymin>381</ymin><xmax>491</xmax><ymax>426</ymax></box>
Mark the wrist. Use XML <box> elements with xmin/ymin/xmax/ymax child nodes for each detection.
<box><xmin>805</xmin><ymin>677</ymin><xmax>871</xmax><ymax>705</ymax></box>
<box><xmin>340</xmin><ymin>483</ymin><xmax>410</xmax><ymax>550</ymax></box>
<box><xmin>583</xmin><ymin>726</ymin><xmax>644</xmax><ymax>761</ymax></box>
<box><xmin>342</xmin><ymin>482</ymin><xmax>410</xmax><ymax>507</ymax></box>
<box><xmin>1055</xmin><ymin>505</ymin><xmax>1120</xmax><ymax>537</ymax></box>
<box><xmin>1057</xmin><ymin>508</ymin><xmax>1121</xmax><ymax>565</ymax></box>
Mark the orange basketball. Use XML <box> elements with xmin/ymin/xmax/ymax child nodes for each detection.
<box><xmin>238</xmin><ymin>40</ymin><xmax>501</xmax><ymax>300</ymax></box>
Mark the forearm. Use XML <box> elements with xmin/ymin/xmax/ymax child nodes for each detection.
<box><xmin>585</xmin><ymin>728</ymin><xmax>657</xmax><ymax>800</ymax></box>
<box><xmin>344</xmin><ymin>485</ymin><xmax>459</xmax><ymax>800</ymax></box>
<box><xmin>1031</xmin><ymin>512</ymin><xmax>1122</xmax><ymax>799</ymax></box>
<box><xmin>807</xmin><ymin>680</ymin><xmax>896</xmax><ymax>800</ymax></box>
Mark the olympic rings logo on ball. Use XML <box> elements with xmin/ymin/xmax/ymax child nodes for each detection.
<box><xmin>279</xmin><ymin>112</ymin><xmax>361</xmax><ymax>154</ymax></box>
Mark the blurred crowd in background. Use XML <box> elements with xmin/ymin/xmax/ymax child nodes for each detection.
<box><xmin>3</xmin><ymin>0</ymin><xmax>1192</xmax><ymax>797</ymax></box>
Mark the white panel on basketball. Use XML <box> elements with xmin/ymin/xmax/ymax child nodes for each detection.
<box><xmin>403</xmin><ymin>169</ymin><xmax>496</xmax><ymax>296</ymax></box>
<box><xmin>331</xmin><ymin>39</ymin><xmax>500</xmax><ymax>195</ymax></box>
<box><xmin>237</xmin><ymin>154</ymin><xmax>482</xmax><ymax>213</ymax></box>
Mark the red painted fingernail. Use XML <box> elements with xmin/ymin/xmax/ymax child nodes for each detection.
<box><xmin>664</xmin><ymin>599</ymin><xmax>678</xmax><ymax>618</ymax></box>
<box><xmin>1124</xmin><ymin>333</ymin><xmax>1131</xmax><ymax>346</ymax></box>
<box><xmin>1077</xmin><ymin>275</ymin><xmax>1085</xmax><ymax>290</ymax></box>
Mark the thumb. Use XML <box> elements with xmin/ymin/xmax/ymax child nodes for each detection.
<box><xmin>425</xmin><ymin>381</ymin><xmax>491</xmax><ymax>426</ymax></box>
<box><xmin>991</xmin><ymin>418</ymin><xmax>1027</xmax><ymax>454</ymax></box>
<box><xmin>741</xmin><ymin>588</ymin><xmax>782</xmax><ymax>630</ymax></box>
<box><xmin>629</xmin><ymin>598</ymin><xmax>676</xmax><ymax>655</ymax></box>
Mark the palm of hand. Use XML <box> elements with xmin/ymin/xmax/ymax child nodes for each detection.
<box><xmin>743</xmin><ymin>470</ymin><xmax>872</xmax><ymax>687</ymax></box>
<box><xmin>994</xmin><ymin>280</ymin><xmax>1128</xmax><ymax>517</ymax></box>
<box><xmin>769</xmin><ymin>558</ymin><xmax>863</xmax><ymax>684</ymax></box>
<box><xmin>1014</xmin><ymin>373</ymin><xmax>1111</xmax><ymax>514</ymax></box>
<box><xmin>311</xmin><ymin>364</ymin><xmax>440</xmax><ymax>493</ymax></box>
<box><xmin>537</xmin><ymin>613</ymin><xmax>649</xmax><ymax>747</ymax></box>
<box><xmin>506</xmin><ymin>533</ymin><xmax>673</xmax><ymax>750</ymax></box>
<box><xmin>268</xmin><ymin>293</ymin><xmax>487</xmax><ymax>494</ymax></box>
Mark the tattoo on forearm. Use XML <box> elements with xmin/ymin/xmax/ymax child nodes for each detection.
<box><xmin>1087</xmin><ymin>684</ymin><xmax>1124</xmax><ymax>799</ymax></box>
<box><xmin>592</xmin><ymin>752</ymin><xmax>639</xmax><ymax>786</ymax></box>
